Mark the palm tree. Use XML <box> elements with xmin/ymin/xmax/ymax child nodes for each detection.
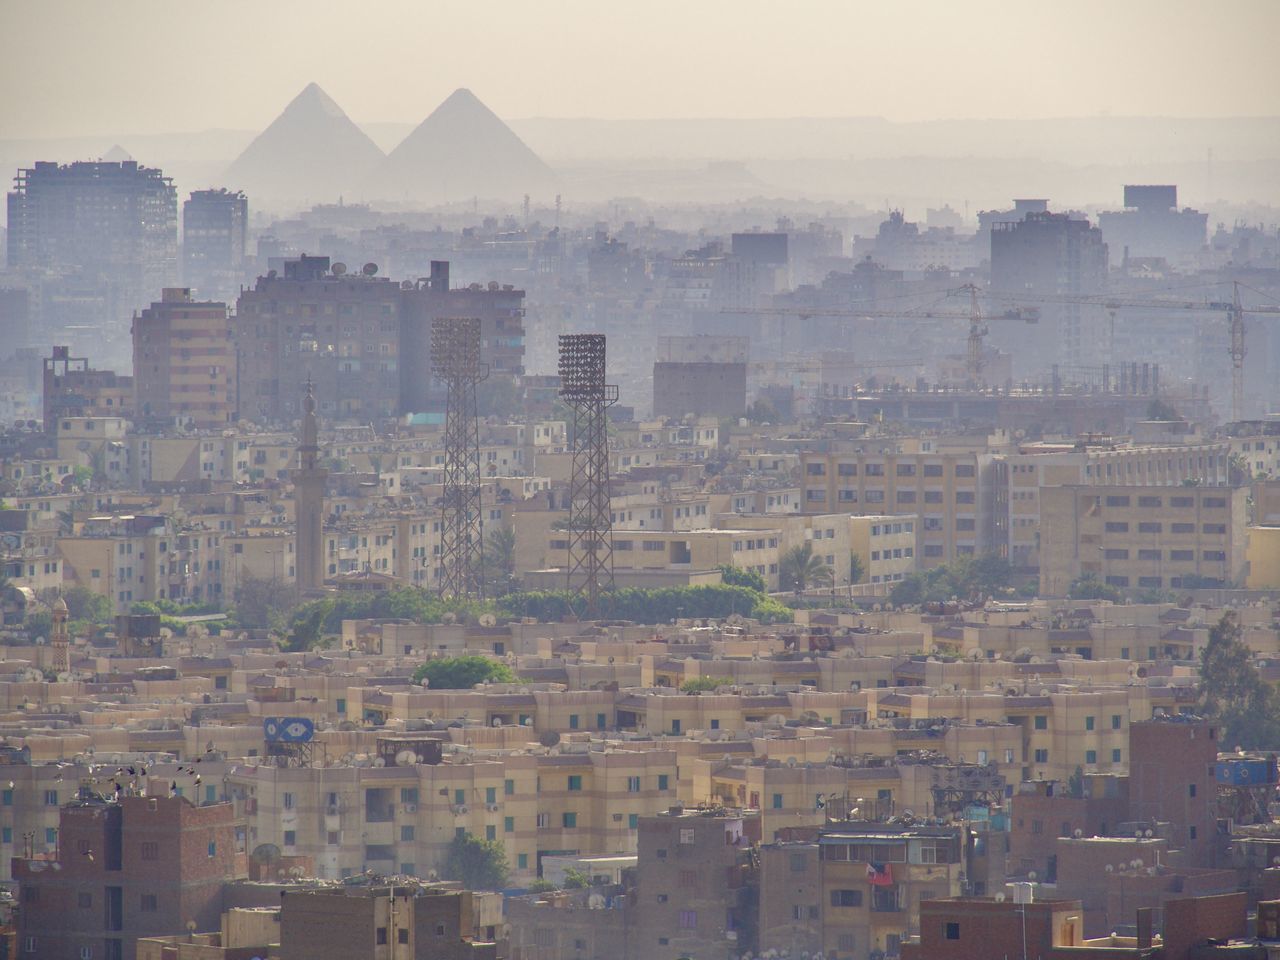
<box><xmin>778</xmin><ymin>543</ymin><xmax>833</xmax><ymax>592</ymax></box>
<box><xmin>483</xmin><ymin>526</ymin><xmax>517</xmax><ymax>595</ymax></box>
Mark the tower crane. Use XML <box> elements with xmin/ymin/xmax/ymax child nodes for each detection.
<box><xmin>722</xmin><ymin>284</ymin><xmax>1038</xmax><ymax>384</ymax></box>
<box><xmin>990</xmin><ymin>282</ymin><xmax>1280</xmax><ymax>421</ymax></box>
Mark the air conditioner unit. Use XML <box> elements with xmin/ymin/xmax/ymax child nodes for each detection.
<box><xmin>402</xmin><ymin>803</ymin><xmax>417</xmax><ymax>814</ymax></box>
<box><xmin>453</xmin><ymin>804</ymin><xmax>468</xmax><ymax>816</ymax></box>
<box><xmin>486</xmin><ymin>803</ymin><xmax>500</xmax><ymax>813</ymax></box>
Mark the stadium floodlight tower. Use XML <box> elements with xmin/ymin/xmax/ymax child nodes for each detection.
<box><xmin>432</xmin><ymin>317</ymin><xmax>488</xmax><ymax>599</ymax></box>
<box><xmin>558</xmin><ymin>334</ymin><xmax>618</xmax><ymax>618</ymax></box>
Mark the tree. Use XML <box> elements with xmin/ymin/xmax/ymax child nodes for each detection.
<box><xmin>778</xmin><ymin>543</ymin><xmax>833</xmax><ymax>592</ymax></box>
<box><xmin>280</xmin><ymin>598</ymin><xmax>334</xmax><ymax>652</ymax></box>
<box><xmin>561</xmin><ymin>868</ymin><xmax>591</xmax><ymax>889</ymax></box>
<box><xmin>717</xmin><ymin>565</ymin><xmax>766</xmax><ymax>593</ymax></box>
<box><xmin>62</xmin><ymin>586</ymin><xmax>111</xmax><ymax>624</ymax></box>
<box><xmin>745</xmin><ymin>398</ymin><xmax>778</xmax><ymax>424</ymax></box>
<box><xmin>888</xmin><ymin>554</ymin><xmax>1016</xmax><ymax>607</ymax></box>
<box><xmin>1146</xmin><ymin>397</ymin><xmax>1180</xmax><ymax>421</ymax></box>
<box><xmin>234</xmin><ymin>575</ymin><xmax>295</xmax><ymax>630</ymax></box>
<box><xmin>1067</xmin><ymin>575</ymin><xmax>1122</xmax><ymax>602</ymax></box>
<box><xmin>413</xmin><ymin>655</ymin><xmax>517</xmax><ymax>689</ymax></box>
<box><xmin>1200</xmin><ymin>611</ymin><xmax>1280</xmax><ymax>749</ymax></box>
<box><xmin>441</xmin><ymin>832</ymin><xmax>509</xmax><ymax>890</ymax></box>
<box><xmin>849</xmin><ymin>553</ymin><xmax>866</xmax><ymax>585</ymax></box>
<box><xmin>482</xmin><ymin>526</ymin><xmax>518</xmax><ymax>596</ymax></box>
<box><xmin>680</xmin><ymin>676</ymin><xmax>733</xmax><ymax>694</ymax></box>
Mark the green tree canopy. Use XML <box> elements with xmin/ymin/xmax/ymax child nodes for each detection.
<box><xmin>849</xmin><ymin>553</ymin><xmax>866</xmax><ymax>585</ymax></box>
<box><xmin>413</xmin><ymin>655</ymin><xmax>517</xmax><ymax>689</ymax></box>
<box><xmin>680</xmin><ymin>675</ymin><xmax>733</xmax><ymax>694</ymax></box>
<box><xmin>62</xmin><ymin>586</ymin><xmax>112</xmax><ymax>624</ymax></box>
<box><xmin>889</xmin><ymin>555</ymin><xmax>1015</xmax><ymax>607</ymax></box>
<box><xmin>497</xmin><ymin>584</ymin><xmax>791</xmax><ymax>625</ymax></box>
<box><xmin>1200</xmin><ymin>611</ymin><xmax>1280</xmax><ymax>749</ymax></box>
<box><xmin>778</xmin><ymin>543</ymin><xmax>834</xmax><ymax>592</ymax></box>
<box><xmin>717</xmin><ymin>564</ymin><xmax>766</xmax><ymax>592</ymax></box>
<box><xmin>1067</xmin><ymin>574</ymin><xmax>1122</xmax><ymax>602</ymax></box>
<box><xmin>440</xmin><ymin>832</ymin><xmax>509</xmax><ymax>890</ymax></box>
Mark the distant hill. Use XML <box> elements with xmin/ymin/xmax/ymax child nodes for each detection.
<box><xmin>372</xmin><ymin>88</ymin><xmax>555</xmax><ymax>203</ymax></box>
<box><xmin>224</xmin><ymin>83</ymin><xmax>384</xmax><ymax>206</ymax></box>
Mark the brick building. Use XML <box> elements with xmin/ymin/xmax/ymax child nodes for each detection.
<box><xmin>12</xmin><ymin>794</ymin><xmax>243</xmax><ymax>960</ymax></box>
<box><xmin>42</xmin><ymin>346</ymin><xmax>134</xmax><ymax>435</ymax></box>
<box><xmin>278</xmin><ymin>884</ymin><xmax>499</xmax><ymax>960</ymax></box>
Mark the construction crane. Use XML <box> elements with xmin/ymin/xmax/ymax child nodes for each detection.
<box><xmin>991</xmin><ymin>282</ymin><xmax>1280</xmax><ymax>421</ymax></box>
<box><xmin>722</xmin><ymin>284</ymin><xmax>1038</xmax><ymax>384</ymax></box>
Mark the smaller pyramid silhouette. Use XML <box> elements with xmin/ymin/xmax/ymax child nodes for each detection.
<box><xmin>225</xmin><ymin>83</ymin><xmax>385</xmax><ymax>207</ymax></box>
<box><xmin>373</xmin><ymin>88</ymin><xmax>555</xmax><ymax>203</ymax></box>
<box><xmin>102</xmin><ymin>145</ymin><xmax>133</xmax><ymax>163</ymax></box>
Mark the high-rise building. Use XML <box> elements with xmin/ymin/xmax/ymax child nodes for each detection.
<box><xmin>7</xmin><ymin>161</ymin><xmax>178</xmax><ymax>351</ymax></box>
<box><xmin>13</xmin><ymin>794</ymin><xmax>242</xmax><ymax>960</ymax></box>
<box><xmin>399</xmin><ymin>260</ymin><xmax>526</xmax><ymax>415</ymax></box>
<box><xmin>1098</xmin><ymin>184</ymin><xmax>1208</xmax><ymax>266</ymax></box>
<box><xmin>182</xmin><ymin>188</ymin><xmax>247</xmax><ymax>303</ymax></box>
<box><xmin>234</xmin><ymin>256</ymin><xmax>525</xmax><ymax>424</ymax></box>
<box><xmin>990</xmin><ymin>210</ymin><xmax>1108</xmax><ymax>376</ymax></box>
<box><xmin>132</xmin><ymin>288</ymin><xmax>235</xmax><ymax>430</ymax></box>
<box><xmin>235</xmin><ymin>254</ymin><xmax>402</xmax><ymax>422</ymax></box>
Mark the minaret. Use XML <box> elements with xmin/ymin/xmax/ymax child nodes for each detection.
<box><xmin>50</xmin><ymin>595</ymin><xmax>69</xmax><ymax>675</ymax></box>
<box><xmin>292</xmin><ymin>379</ymin><xmax>328</xmax><ymax>596</ymax></box>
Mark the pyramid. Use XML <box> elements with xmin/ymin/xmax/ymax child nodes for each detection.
<box><xmin>102</xmin><ymin>144</ymin><xmax>134</xmax><ymax>163</ymax></box>
<box><xmin>224</xmin><ymin>83</ymin><xmax>385</xmax><ymax>207</ymax></box>
<box><xmin>372</xmin><ymin>88</ymin><xmax>555</xmax><ymax>203</ymax></box>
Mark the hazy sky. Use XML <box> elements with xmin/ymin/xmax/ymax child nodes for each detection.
<box><xmin>2</xmin><ymin>0</ymin><xmax>1278</xmax><ymax>139</ymax></box>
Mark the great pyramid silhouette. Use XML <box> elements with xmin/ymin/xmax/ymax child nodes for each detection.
<box><xmin>225</xmin><ymin>83</ymin><xmax>384</xmax><ymax>207</ymax></box>
<box><xmin>372</xmin><ymin>88</ymin><xmax>555</xmax><ymax>203</ymax></box>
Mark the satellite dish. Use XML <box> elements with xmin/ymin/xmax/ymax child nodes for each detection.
<box><xmin>588</xmin><ymin>893</ymin><xmax>605</xmax><ymax>909</ymax></box>
<box><xmin>331</xmin><ymin>262</ymin><xmax>347</xmax><ymax>276</ymax></box>
<box><xmin>479</xmin><ymin>613</ymin><xmax>497</xmax><ymax>627</ymax></box>
<box><xmin>372</xmin><ymin>757</ymin><xmax>386</xmax><ymax>768</ymax></box>
<box><xmin>395</xmin><ymin>750</ymin><xmax>417</xmax><ymax>767</ymax></box>
<box><xmin>400</xmin><ymin>280</ymin><xmax>414</xmax><ymax>290</ymax></box>
<box><xmin>539</xmin><ymin>731</ymin><xmax>561</xmax><ymax>748</ymax></box>
<box><xmin>361</xmin><ymin>262</ymin><xmax>378</xmax><ymax>276</ymax></box>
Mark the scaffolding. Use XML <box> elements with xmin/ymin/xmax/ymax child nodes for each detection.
<box><xmin>432</xmin><ymin>318</ymin><xmax>487</xmax><ymax>599</ymax></box>
<box><xmin>559</xmin><ymin>334</ymin><xmax>618</xmax><ymax>617</ymax></box>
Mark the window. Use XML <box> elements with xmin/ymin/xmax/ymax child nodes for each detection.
<box><xmin>518</xmin><ymin>853</ymin><xmax>528</xmax><ymax>869</ymax></box>
<box><xmin>504</xmin><ymin>816</ymin><xmax>514</xmax><ymax>833</ymax></box>
<box><xmin>1138</xmin><ymin>522</ymin><xmax>1162</xmax><ymax>534</ymax></box>
<box><xmin>485</xmin><ymin>786</ymin><xmax>496</xmax><ymax>804</ymax></box>
<box><xmin>1086</xmin><ymin>750</ymin><xmax>1097</xmax><ymax>764</ymax></box>
<box><xmin>627</xmin><ymin>776</ymin><xmax>641</xmax><ymax>793</ymax></box>
<box><xmin>505</xmin><ymin>778</ymin><xmax>515</xmax><ymax>796</ymax></box>
<box><xmin>1034</xmin><ymin>716</ymin><xmax>1047</xmax><ymax>730</ymax></box>
<box><xmin>282</xmin><ymin>792</ymin><xmax>294</xmax><ymax>810</ymax></box>
<box><xmin>1105</xmin><ymin>521</ymin><xmax>1129</xmax><ymax>533</ymax></box>
<box><xmin>140</xmin><ymin>893</ymin><xmax>157</xmax><ymax>912</ymax></box>
<box><xmin>141</xmin><ymin>841</ymin><xmax>158</xmax><ymax>861</ymax></box>
<box><xmin>680</xmin><ymin>828</ymin><xmax>695</xmax><ymax>845</ymax></box>
<box><xmin>562</xmin><ymin>812</ymin><xmax>577</xmax><ymax>828</ymax></box>
<box><xmin>207</xmin><ymin>841</ymin><xmax>216</xmax><ymax>858</ymax></box>
<box><xmin>629</xmin><ymin>813</ymin><xmax>639</xmax><ymax>829</ymax></box>
<box><xmin>376</xmin><ymin>928</ymin><xmax>388</xmax><ymax>946</ymax></box>
<box><xmin>401</xmin><ymin>788</ymin><xmax>419</xmax><ymax>804</ymax></box>
<box><xmin>772</xmin><ymin>793</ymin><xmax>784</xmax><ymax>809</ymax></box>
<box><xmin>401</xmin><ymin>826</ymin><xmax>415</xmax><ymax>842</ymax></box>
<box><xmin>1085</xmin><ymin>716</ymin><xmax>1095</xmax><ymax>731</ymax></box>
<box><xmin>679</xmin><ymin>910</ymin><xmax>697</xmax><ymax>930</ymax></box>
<box><xmin>1034</xmin><ymin>749</ymin><xmax>1048</xmax><ymax>763</ymax></box>
<box><xmin>284</xmin><ymin>830</ymin><xmax>296</xmax><ymax>846</ymax></box>
<box><xmin>454</xmin><ymin>789</ymin><xmax>466</xmax><ymax>806</ymax></box>
<box><xmin>945</xmin><ymin>922</ymin><xmax>960</xmax><ymax>940</ymax></box>
<box><xmin>1189</xmin><ymin>784</ymin><xmax>1197</xmax><ymax>798</ymax></box>
<box><xmin>657</xmin><ymin>775</ymin><xmax>669</xmax><ymax>791</ymax></box>
<box><xmin>679</xmin><ymin>869</ymin><xmax>697</xmax><ymax>887</ymax></box>
<box><xmin>831</xmin><ymin>888</ymin><xmax>863</xmax><ymax>907</ymax></box>
<box><xmin>486</xmin><ymin>825</ymin><xmax>496</xmax><ymax>841</ymax></box>
<box><xmin>1113</xmin><ymin>749</ymin><xmax>1122</xmax><ymax>763</ymax></box>
<box><xmin>44</xmin><ymin>790</ymin><xmax>57</xmax><ymax>806</ymax></box>
<box><xmin>569</xmin><ymin>714</ymin><xmax>579</xmax><ymax>729</ymax></box>
<box><xmin>568</xmin><ymin>775</ymin><xmax>582</xmax><ymax>791</ymax></box>
<box><xmin>1106</xmin><ymin>495</ymin><xmax>1131</xmax><ymax>507</ymax></box>
<box><xmin>791</xmin><ymin>853</ymin><xmax>807</xmax><ymax>872</ymax></box>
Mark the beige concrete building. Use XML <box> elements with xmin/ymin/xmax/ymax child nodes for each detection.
<box><xmin>1038</xmin><ymin>484</ymin><xmax>1247</xmax><ymax>596</ymax></box>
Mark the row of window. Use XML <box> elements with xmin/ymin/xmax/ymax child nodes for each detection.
<box><xmin>809</xmin><ymin>462</ymin><xmax>975</xmax><ymax>478</ymax></box>
<box><xmin>1103</xmin><ymin>521</ymin><xmax>1227</xmax><ymax>535</ymax></box>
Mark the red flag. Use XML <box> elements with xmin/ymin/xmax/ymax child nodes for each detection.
<box><xmin>866</xmin><ymin>860</ymin><xmax>893</xmax><ymax>886</ymax></box>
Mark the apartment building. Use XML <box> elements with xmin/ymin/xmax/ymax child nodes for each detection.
<box><xmin>850</xmin><ymin>515</ymin><xmax>919</xmax><ymax>585</ymax></box>
<box><xmin>42</xmin><ymin>346</ymin><xmax>135</xmax><ymax>434</ymax></box>
<box><xmin>632</xmin><ymin>808</ymin><xmax>757</xmax><ymax>960</ymax></box>
<box><xmin>13</xmin><ymin>795</ymin><xmax>242</xmax><ymax>960</ymax></box>
<box><xmin>801</xmin><ymin>447</ymin><xmax>991</xmax><ymax>567</ymax></box>
<box><xmin>1038</xmin><ymin>484</ymin><xmax>1247</xmax><ymax>596</ymax></box>
<box><xmin>228</xmin><ymin>745</ymin><xmax>677</xmax><ymax>884</ymax></box>
<box><xmin>132</xmin><ymin>288</ymin><xmax>236</xmax><ymax>430</ymax></box>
